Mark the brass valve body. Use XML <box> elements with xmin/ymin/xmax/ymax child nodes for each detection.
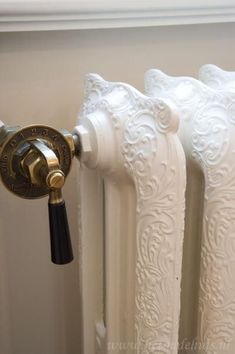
<box><xmin>0</xmin><ymin>125</ymin><xmax>73</xmax><ymax>199</ymax></box>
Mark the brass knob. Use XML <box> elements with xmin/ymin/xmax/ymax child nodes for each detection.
<box><xmin>46</xmin><ymin>170</ymin><xmax>65</xmax><ymax>190</ymax></box>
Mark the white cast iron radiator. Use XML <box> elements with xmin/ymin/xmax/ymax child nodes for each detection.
<box><xmin>77</xmin><ymin>65</ymin><xmax>235</xmax><ymax>354</ymax></box>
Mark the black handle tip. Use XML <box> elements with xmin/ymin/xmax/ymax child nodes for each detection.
<box><xmin>48</xmin><ymin>201</ymin><xmax>73</xmax><ymax>265</ymax></box>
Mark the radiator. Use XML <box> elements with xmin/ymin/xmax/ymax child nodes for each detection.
<box><xmin>77</xmin><ymin>66</ymin><xmax>235</xmax><ymax>354</ymax></box>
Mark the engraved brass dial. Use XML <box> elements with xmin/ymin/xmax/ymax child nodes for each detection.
<box><xmin>0</xmin><ymin>125</ymin><xmax>73</xmax><ymax>199</ymax></box>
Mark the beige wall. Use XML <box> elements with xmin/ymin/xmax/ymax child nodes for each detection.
<box><xmin>0</xmin><ymin>23</ymin><xmax>235</xmax><ymax>354</ymax></box>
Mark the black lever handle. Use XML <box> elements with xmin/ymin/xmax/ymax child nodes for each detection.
<box><xmin>48</xmin><ymin>189</ymin><xmax>73</xmax><ymax>265</ymax></box>
<box><xmin>0</xmin><ymin>123</ymin><xmax>78</xmax><ymax>266</ymax></box>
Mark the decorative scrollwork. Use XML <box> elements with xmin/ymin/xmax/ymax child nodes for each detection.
<box><xmin>122</xmin><ymin>100</ymin><xmax>185</xmax><ymax>353</ymax></box>
<box><xmin>81</xmin><ymin>73</ymin><xmax>186</xmax><ymax>354</ymax></box>
<box><xmin>145</xmin><ymin>68</ymin><xmax>235</xmax><ymax>354</ymax></box>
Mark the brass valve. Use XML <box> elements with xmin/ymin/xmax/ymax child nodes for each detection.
<box><xmin>0</xmin><ymin>122</ymin><xmax>81</xmax><ymax>265</ymax></box>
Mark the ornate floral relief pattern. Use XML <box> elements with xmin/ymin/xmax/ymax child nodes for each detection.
<box><xmin>191</xmin><ymin>102</ymin><xmax>229</xmax><ymax>167</ymax></box>
<box><xmin>198</xmin><ymin>67</ymin><xmax>235</xmax><ymax>353</ymax></box>
<box><xmin>192</xmin><ymin>97</ymin><xmax>235</xmax><ymax>354</ymax></box>
<box><xmin>80</xmin><ymin>74</ymin><xmax>186</xmax><ymax>354</ymax></box>
<box><xmin>199</xmin><ymin>64</ymin><xmax>235</xmax><ymax>92</ymax></box>
<box><xmin>145</xmin><ymin>70</ymin><xmax>230</xmax><ymax>169</ymax></box>
<box><xmin>122</xmin><ymin>105</ymin><xmax>186</xmax><ymax>353</ymax></box>
<box><xmin>198</xmin><ymin>64</ymin><xmax>227</xmax><ymax>90</ymax></box>
<box><xmin>82</xmin><ymin>73</ymin><xmax>110</xmax><ymax>113</ymax></box>
<box><xmin>145</xmin><ymin>69</ymin><xmax>235</xmax><ymax>354</ymax></box>
<box><xmin>196</xmin><ymin>162</ymin><xmax>235</xmax><ymax>353</ymax></box>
